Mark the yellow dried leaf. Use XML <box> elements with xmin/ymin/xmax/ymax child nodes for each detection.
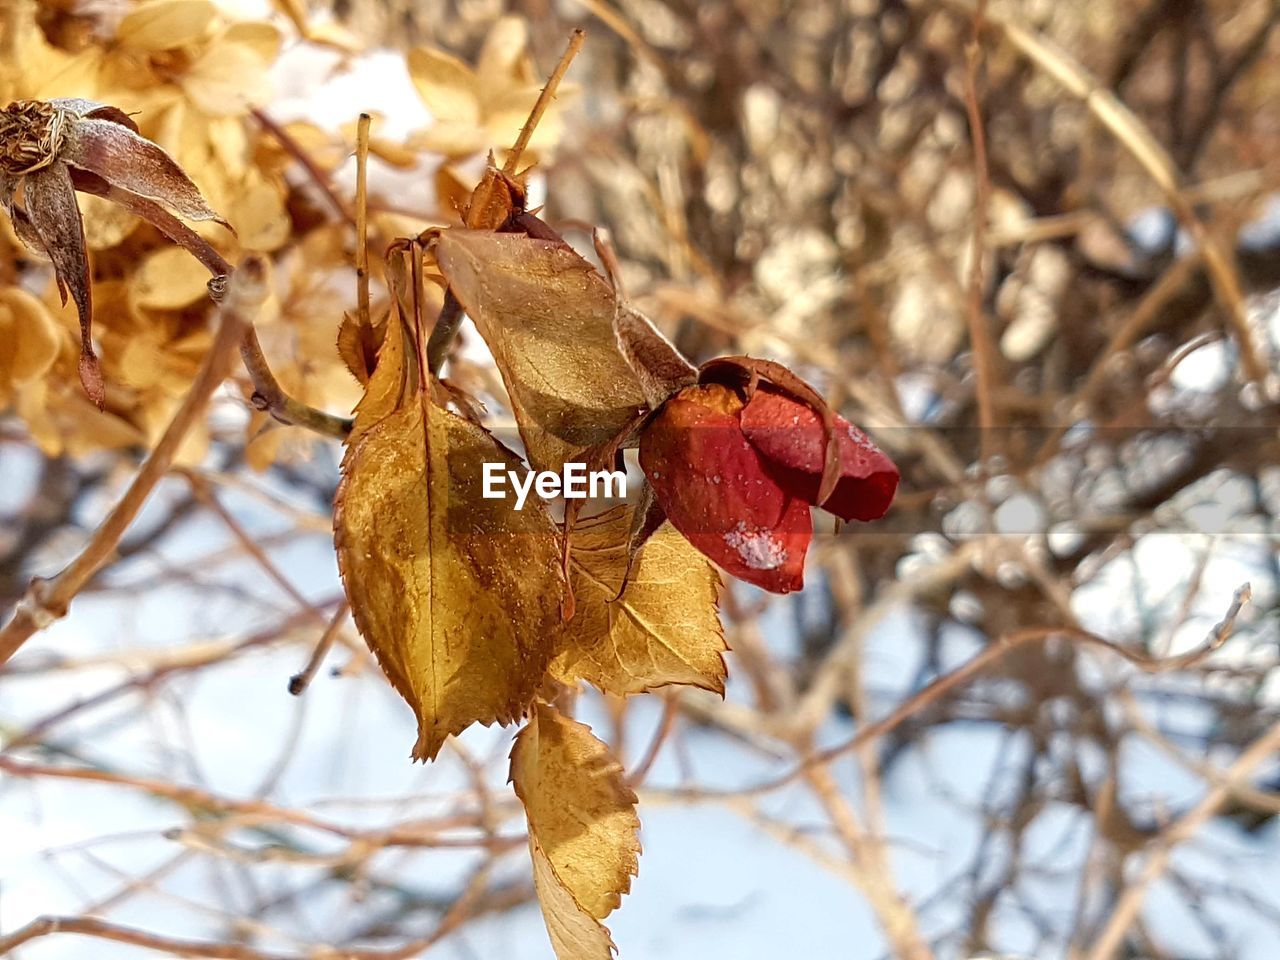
<box><xmin>348</xmin><ymin>308</ymin><xmax>412</xmax><ymax>442</ymax></box>
<box><xmin>408</xmin><ymin>47</ymin><xmax>481</xmax><ymax>127</ymax></box>
<box><xmin>433</xmin><ymin>230</ymin><xmax>648</xmax><ymax>476</ymax></box>
<box><xmin>511</xmin><ymin>703</ymin><xmax>639</xmax><ymax>959</ymax></box>
<box><xmin>552</xmin><ymin>508</ymin><xmax>725</xmax><ymax>696</ymax></box>
<box><xmin>130</xmin><ymin>247</ymin><xmax>213</xmax><ymax>309</ymax></box>
<box><xmin>335</xmin><ymin>395</ymin><xmax>565</xmax><ymax>761</ymax></box>
<box><xmin>0</xmin><ymin>289</ymin><xmax>62</xmax><ymax>398</ymax></box>
<box><xmin>116</xmin><ymin>0</ymin><xmax>217</xmax><ymax>52</ymax></box>
<box><xmin>530</xmin><ymin>841</ymin><xmax>616</xmax><ymax>960</ymax></box>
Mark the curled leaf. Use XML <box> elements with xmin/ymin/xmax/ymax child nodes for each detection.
<box><xmin>334</xmin><ymin>395</ymin><xmax>565</xmax><ymax>761</ymax></box>
<box><xmin>551</xmin><ymin>506</ymin><xmax>726</xmax><ymax>697</ymax></box>
<box><xmin>511</xmin><ymin>703</ymin><xmax>639</xmax><ymax>959</ymax></box>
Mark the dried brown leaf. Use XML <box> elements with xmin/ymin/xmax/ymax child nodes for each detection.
<box><xmin>433</xmin><ymin>230</ymin><xmax>648</xmax><ymax>476</ymax></box>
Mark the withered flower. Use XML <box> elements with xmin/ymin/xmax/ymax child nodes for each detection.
<box><xmin>0</xmin><ymin>98</ymin><xmax>229</xmax><ymax>407</ymax></box>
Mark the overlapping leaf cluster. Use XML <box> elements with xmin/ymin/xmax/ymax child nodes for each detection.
<box><xmin>0</xmin><ymin>8</ymin><xmax>896</xmax><ymax>958</ymax></box>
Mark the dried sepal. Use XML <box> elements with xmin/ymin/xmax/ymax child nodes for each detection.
<box><xmin>61</xmin><ymin>116</ymin><xmax>230</xmax><ymax>228</ymax></box>
<box><xmin>613</xmin><ymin>304</ymin><xmax>697</xmax><ymax>409</ymax></box>
<box><xmin>21</xmin><ymin>161</ymin><xmax>102</xmax><ymax>407</ymax></box>
<box><xmin>0</xmin><ymin>97</ymin><xmax>230</xmax><ymax>405</ymax></box>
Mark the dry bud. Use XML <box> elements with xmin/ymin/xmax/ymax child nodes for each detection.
<box><xmin>0</xmin><ymin>98</ymin><xmax>230</xmax><ymax>408</ymax></box>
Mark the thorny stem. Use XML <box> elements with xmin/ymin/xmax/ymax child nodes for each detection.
<box><xmin>0</xmin><ymin>259</ymin><xmax>270</xmax><ymax>669</ymax></box>
<box><xmin>356</xmin><ymin>113</ymin><xmax>372</xmax><ymax>326</ymax></box>
<box><xmin>503</xmin><ymin>28</ymin><xmax>585</xmax><ymax>177</ymax></box>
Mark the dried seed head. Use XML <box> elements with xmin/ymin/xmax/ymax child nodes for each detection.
<box><xmin>0</xmin><ymin>100</ymin><xmax>69</xmax><ymax>176</ymax></box>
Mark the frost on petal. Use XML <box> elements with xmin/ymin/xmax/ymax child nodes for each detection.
<box><xmin>61</xmin><ymin>117</ymin><xmax>229</xmax><ymax>227</ymax></box>
<box><xmin>740</xmin><ymin>385</ymin><xmax>898</xmax><ymax>522</ymax></box>
<box><xmin>639</xmin><ymin>383</ymin><xmax>810</xmax><ymax>593</ymax></box>
<box><xmin>724</xmin><ymin>521</ymin><xmax>791</xmax><ymax>571</ymax></box>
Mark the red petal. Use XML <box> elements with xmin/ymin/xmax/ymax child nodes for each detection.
<box><xmin>639</xmin><ymin>384</ymin><xmax>810</xmax><ymax>593</ymax></box>
<box><xmin>740</xmin><ymin>385</ymin><xmax>898</xmax><ymax>522</ymax></box>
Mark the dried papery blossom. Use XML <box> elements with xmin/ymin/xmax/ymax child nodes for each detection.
<box><xmin>0</xmin><ymin>98</ymin><xmax>229</xmax><ymax>408</ymax></box>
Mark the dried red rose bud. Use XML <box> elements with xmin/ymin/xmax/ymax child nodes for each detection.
<box><xmin>0</xmin><ymin>98</ymin><xmax>229</xmax><ymax>408</ymax></box>
<box><xmin>639</xmin><ymin>383</ymin><xmax>811</xmax><ymax>594</ymax></box>
<box><xmin>739</xmin><ymin>384</ymin><xmax>899</xmax><ymax>522</ymax></box>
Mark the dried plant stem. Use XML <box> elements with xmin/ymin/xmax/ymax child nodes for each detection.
<box><xmin>356</xmin><ymin>113</ymin><xmax>372</xmax><ymax>325</ymax></box>
<box><xmin>771</xmin><ymin>582</ymin><xmax>1251</xmax><ymax>793</ymax></box>
<box><xmin>503</xmin><ymin>28</ymin><xmax>585</xmax><ymax>177</ymax></box>
<box><xmin>240</xmin><ymin>325</ymin><xmax>352</xmax><ymax>438</ymax></box>
<box><xmin>951</xmin><ymin>0</ymin><xmax>1267</xmax><ymax>383</ymax></box>
<box><xmin>104</xmin><ymin>185</ymin><xmax>351</xmax><ymax>439</ymax></box>
<box><xmin>804</xmin><ymin>764</ymin><xmax>935</xmax><ymax>960</ymax></box>
<box><xmin>962</xmin><ymin>1</ymin><xmax>999</xmax><ymax>459</ymax></box>
<box><xmin>0</xmin><ymin>259</ymin><xmax>270</xmax><ymax>669</ymax></box>
<box><xmin>288</xmin><ymin>602</ymin><xmax>350</xmax><ymax>696</ymax></box>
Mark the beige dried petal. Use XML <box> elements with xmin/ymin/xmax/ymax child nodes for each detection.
<box><xmin>181</xmin><ymin>41</ymin><xmax>270</xmax><ymax>117</ymax></box>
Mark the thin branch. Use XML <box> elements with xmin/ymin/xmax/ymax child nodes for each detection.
<box><xmin>0</xmin><ymin>258</ymin><xmax>270</xmax><ymax>669</ymax></box>
<box><xmin>356</xmin><ymin>112</ymin><xmax>372</xmax><ymax>326</ymax></box>
<box><xmin>1085</xmin><ymin>718</ymin><xmax>1280</xmax><ymax>960</ymax></box>
<box><xmin>961</xmin><ymin>0</ymin><xmax>999</xmax><ymax>459</ymax></box>
<box><xmin>288</xmin><ymin>602</ymin><xmax>350</xmax><ymax>696</ymax></box>
<box><xmin>251</xmin><ymin>107</ymin><xmax>355</xmax><ymax>227</ymax></box>
<box><xmin>240</xmin><ymin>325</ymin><xmax>353</xmax><ymax>439</ymax></box>
<box><xmin>502</xmin><ymin>28</ymin><xmax>585</xmax><ymax>176</ymax></box>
